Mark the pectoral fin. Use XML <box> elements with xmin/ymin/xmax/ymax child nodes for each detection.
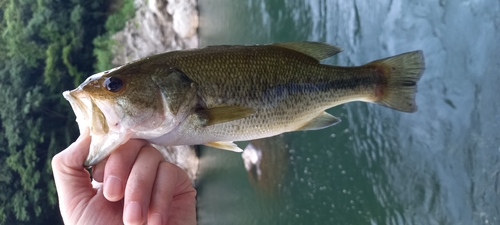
<box><xmin>296</xmin><ymin>112</ymin><xmax>341</xmax><ymax>131</ymax></box>
<box><xmin>197</xmin><ymin>105</ymin><xmax>254</xmax><ymax>126</ymax></box>
<box><xmin>204</xmin><ymin>141</ymin><xmax>243</xmax><ymax>152</ymax></box>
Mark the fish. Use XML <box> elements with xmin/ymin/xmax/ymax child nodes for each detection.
<box><xmin>63</xmin><ymin>42</ymin><xmax>425</xmax><ymax>166</ymax></box>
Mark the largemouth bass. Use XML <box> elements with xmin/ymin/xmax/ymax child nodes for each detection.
<box><xmin>63</xmin><ymin>42</ymin><xmax>425</xmax><ymax>166</ymax></box>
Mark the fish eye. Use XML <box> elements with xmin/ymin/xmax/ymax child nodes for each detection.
<box><xmin>104</xmin><ymin>77</ymin><xmax>123</xmax><ymax>92</ymax></box>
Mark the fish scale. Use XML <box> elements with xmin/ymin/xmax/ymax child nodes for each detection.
<box><xmin>148</xmin><ymin>47</ymin><xmax>384</xmax><ymax>141</ymax></box>
<box><xmin>63</xmin><ymin>42</ymin><xmax>424</xmax><ymax>166</ymax></box>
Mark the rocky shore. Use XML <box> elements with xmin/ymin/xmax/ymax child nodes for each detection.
<box><xmin>111</xmin><ymin>0</ymin><xmax>198</xmax><ymax>66</ymax></box>
<box><xmin>111</xmin><ymin>0</ymin><xmax>199</xmax><ymax>182</ymax></box>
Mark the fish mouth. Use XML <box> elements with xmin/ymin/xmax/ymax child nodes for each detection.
<box><xmin>63</xmin><ymin>73</ymin><xmax>104</xmax><ymax>135</ymax></box>
<box><xmin>63</xmin><ymin>89</ymin><xmax>93</xmax><ymax>135</ymax></box>
<box><xmin>63</xmin><ymin>81</ymin><xmax>130</xmax><ymax>166</ymax></box>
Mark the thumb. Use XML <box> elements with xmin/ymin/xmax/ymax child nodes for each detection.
<box><xmin>53</xmin><ymin>128</ymin><xmax>91</xmax><ymax>169</ymax></box>
<box><xmin>52</xmin><ymin>128</ymin><xmax>94</xmax><ymax>218</ymax></box>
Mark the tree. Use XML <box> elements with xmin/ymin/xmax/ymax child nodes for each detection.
<box><xmin>0</xmin><ymin>0</ymin><xmax>110</xmax><ymax>224</ymax></box>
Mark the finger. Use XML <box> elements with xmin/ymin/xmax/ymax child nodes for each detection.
<box><xmin>123</xmin><ymin>146</ymin><xmax>164</xmax><ymax>225</ymax></box>
<box><xmin>103</xmin><ymin>139</ymin><xmax>148</xmax><ymax>202</ymax></box>
<box><xmin>51</xmin><ymin>129</ymin><xmax>93</xmax><ymax>217</ymax></box>
<box><xmin>92</xmin><ymin>158</ymin><xmax>107</xmax><ymax>182</ymax></box>
<box><xmin>165</xmin><ymin>165</ymin><xmax>197</xmax><ymax>225</ymax></box>
<box><xmin>146</xmin><ymin>162</ymin><xmax>177</xmax><ymax>225</ymax></box>
<box><xmin>146</xmin><ymin>162</ymin><xmax>196</xmax><ymax>225</ymax></box>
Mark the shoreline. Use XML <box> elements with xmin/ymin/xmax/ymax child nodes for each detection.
<box><xmin>111</xmin><ymin>0</ymin><xmax>199</xmax><ymax>66</ymax></box>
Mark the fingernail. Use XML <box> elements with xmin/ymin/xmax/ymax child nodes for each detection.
<box><xmin>124</xmin><ymin>201</ymin><xmax>143</xmax><ymax>224</ymax></box>
<box><xmin>104</xmin><ymin>176</ymin><xmax>123</xmax><ymax>201</ymax></box>
<box><xmin>149</xmin><ymin>213</ymin><xmax>163</xmax><ymax>225</ymax></box>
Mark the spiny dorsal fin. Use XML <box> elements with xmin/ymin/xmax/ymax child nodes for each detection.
<box><xmin>204</xmin><ymin>141</ymin><xmax>243</xmax><ymax>152</ymax></box>
<box><xmin>197</xmin><ymin>105</ymin><xmax>255</xmax><ymax>126</ymax></box>
<box><xmin>273</xmin><ymin>42</ymin><xmax>343</xmax><ymax>61</ymax></box>
<box><xmin>296</xmin><ymin>112</ymin><xmax>341</xmax><ymax>131</ymax></box>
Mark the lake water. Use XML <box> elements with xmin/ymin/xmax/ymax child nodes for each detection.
<box><xmin>195</xmin><ymin>1</ymin><xmax>500</xmax><ymax>224</ymax></box>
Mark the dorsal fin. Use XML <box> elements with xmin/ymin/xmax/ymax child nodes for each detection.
<box><xmin>272</xmin><ymin>42</ymin><xmax>343</xmax><ymax>61</ymax></box>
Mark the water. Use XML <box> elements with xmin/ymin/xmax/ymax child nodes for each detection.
<box><xmin>196</xmin><ymin>1</ymin><xmax>500</xmax><ymax>224</ymax></box>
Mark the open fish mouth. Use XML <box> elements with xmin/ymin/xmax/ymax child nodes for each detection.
<box><xmin>63</xmin><ymin>75</ymin><xmax>130</xmax><ymax>166</ymax></box>
<box><xmin>63</xmin><ymin>72</ymin><xmax>106</xmax><ymax>135</ymax></box>
<box><xmin>63</xmin><ymin>88</ymin><xmax>112</xmax><ymax>166</ymax></box>
<box><xmin>63</xmin><ymin>89</ymin><xmax>94</xmax><ymax>135</ymax></box>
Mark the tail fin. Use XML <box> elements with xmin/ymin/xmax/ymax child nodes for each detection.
<box><xmin>366</xmin><ymin>50</ymin><xmax>425</xmax><ymax>112</ymax></box>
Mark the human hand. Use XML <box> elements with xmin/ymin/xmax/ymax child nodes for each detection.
<box><xmin>52</xmin><ymin>130</ymin><xmax>196</xmax><ymax>225</ymax></box>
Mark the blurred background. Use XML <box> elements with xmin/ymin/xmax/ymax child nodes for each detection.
<box><xmin>197</xmin><ymin>1</ymin><xmax>500</xmax><ymax>225</ymax></box>
<box><xmin>1</xmin><ymin>0</ymin><xmax>499</xmax><ymax>224</ymax></box>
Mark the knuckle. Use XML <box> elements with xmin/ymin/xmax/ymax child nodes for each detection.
<box><xmin>158</xmin><ymin>161</ymin><xmax>176</xmax><ymax>173</ymax></box>
<box><xmin>51</xmin><ymin>152</ymin><xmax>64</xmax><ymax>171</ymax></box>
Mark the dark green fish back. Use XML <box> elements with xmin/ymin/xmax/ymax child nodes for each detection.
<box><xmin>145</xmin><ymin>44</ymin><xmax>377</xmax><ymax>111</ymax></box>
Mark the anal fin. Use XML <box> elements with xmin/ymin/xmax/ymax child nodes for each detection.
<box><xmin>204</xmin><ymin>141</ymin><xmax>243</xmax><ymax>152</ymax></box>
<box><xmin>296</xmin><ymin>112</ymin><xmax>341</xmax><ymax>131</ymax></box>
